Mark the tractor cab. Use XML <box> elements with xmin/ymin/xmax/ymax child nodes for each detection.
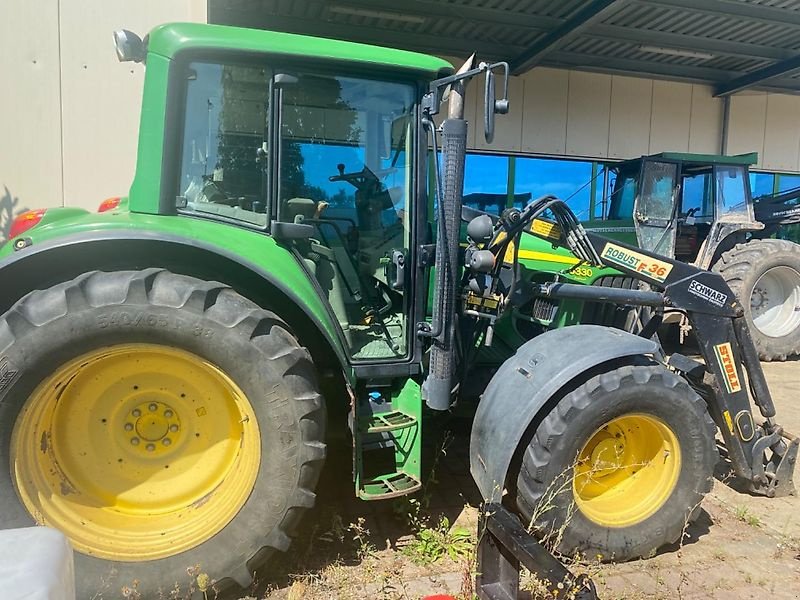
<box><xmin>603</xmin><ymin>152</ymin><xmax>759</xmax><ymax>268</ymax></box>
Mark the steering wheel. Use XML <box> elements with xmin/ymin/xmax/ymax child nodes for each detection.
<box><xmin>685</xmin><ymin>207</ymin><xmax>700</xmax><ymax>218</ymax></box>
<box><xmin>328</xmin><ymin>164</ymin><xmax>396</xmax><ymax>191</ymax></box>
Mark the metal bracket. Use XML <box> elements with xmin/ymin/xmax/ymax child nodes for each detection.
<box><xmin>749</xmin><ymin>427</ymin><xmax>798</xmax><ymax>498</ymax></box>
<box><xmin>477</xmin><ymin>503</ymin><xmax>598</xmax><ymax>600</ymax></box>
<box><xmin>422</xmin><ymin>61</ymin><xmax>509</xmax><ymax>117</ymax></box>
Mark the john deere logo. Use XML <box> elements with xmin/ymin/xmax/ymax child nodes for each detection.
<box><xmin>0</xmin><ymin>356</ymin><xmax>19</xmax><ymax>394</ymax></box>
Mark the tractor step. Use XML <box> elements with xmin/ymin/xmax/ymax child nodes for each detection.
<box><xmin>362</xmin><ymin>410</ymin><xmax>417</xmax><ymax>433</ymax></box>
<box><xmin>354</xmin><ymin>381</ymin><xmax>423</xmax><ymax>501</ymax></box>
<box><xmin>358</xmin><ymin>472</ymin><xmax>421</xmax><ymax>500</ymax></box>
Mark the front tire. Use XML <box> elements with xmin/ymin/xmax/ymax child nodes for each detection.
<box><xmin>514</xmin><ymin>364</ymin><xmax>717</xmax><ymax>561</ymax></box>
<box><xmin>0</xmin><ymin>269</ymin><xmax>326</xmax><ymax>598</ymax></box>
<box><xmin>713</xmin><ymin>239</ymin><xmax>800</xmax><ymax>361</ymax></box>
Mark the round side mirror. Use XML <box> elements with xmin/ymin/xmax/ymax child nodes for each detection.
<box><xmin>484</xmin><ymin>70</ymin><xmax>496</xmax><ymax>144</ymax></box>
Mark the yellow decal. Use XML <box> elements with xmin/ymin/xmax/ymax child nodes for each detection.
<box><xmin>568</xmin><ymin>265</ymin><xmax>594</xmax><ymax>279</ymax></box>
<box><xmin>600</xmin><ymin>243</ymin><xmax>674</xmax><ymax>283</ymax></box>
<box><xmin>714</xmin><ymin>342</ymin><xmax>742</xmax><ymax>394</ymax></box>
<box><xmin>722</xmin><ymin>410</ymin><xmax>735</xmax><ymax>435</ymax></box>
<box><xmin>517</xmin><ymin>249</ymin><xmax>580</xmax><ymax>265</ymax></box>
<box><xmin>503</xmin><ymin>239</ymin><xmax>517</xmax><ymax>264</ymax></box>
<box><xmin>530</xmin><ymin>219</ymin><xmax>561</xmax><ymax>241</ymax></box>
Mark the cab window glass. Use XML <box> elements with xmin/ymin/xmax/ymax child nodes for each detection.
<box><xmin>716</xmin><ymin>165</ymin><xmax>749</xmax><ymax>217</ymax></box>
<box><xmin>608</xmin><ymin>170</ymin><xmax>636</xmax><ymax>220</ymax></box>
<box><xmin>177</xmin><ymin>62</ymin><xmax>270</xmax><ymax>226</ymax></box>
<box><xmin>279</xmin><ymin>72</ymin><xmax>415</xmax><ymax>360</ymax></box>
<box><xmin>681</xmin><ymin>171</ymin><xmax>712</xmax><ymax>218</ymax></box>
<box><xmin>639</xmin><ymin>162</ymin><xmax>677</xmax><ymax>220</ymax></box>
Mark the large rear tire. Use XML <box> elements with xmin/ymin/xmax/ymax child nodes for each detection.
<box><xmin>582</xmin><ymin>276</ymin><xmax>653</xmax><ymax>335</ymax></box>
<box><xmin>713</xmin><ymin>239</ymin><xmax>800</xmax><ymax>361</ymax></box>
<box><xmin>514</xmin><ymin>364</ymin><xmax>717</xmax><ymax>561</ymax></box>
<box><xmin>0</xmin><ymin>269</ymin><xmax>326</xmax><ymax>598</ymax></box>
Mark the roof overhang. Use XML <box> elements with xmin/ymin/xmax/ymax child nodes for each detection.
<box><xmin>210</xmin><ymin>0</ymin><xmax>800</xmax><ymax>95</ymax></box>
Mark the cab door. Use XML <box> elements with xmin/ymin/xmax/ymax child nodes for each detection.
<box><xmin>634</xmin><ymin>160</ymin><xmax>679</xmax><ymax>257</ymax></box>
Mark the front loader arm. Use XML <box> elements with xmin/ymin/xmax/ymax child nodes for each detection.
<box><xmin>533</xmin><ymin>232</ymin><xmax>797</xmax><ymax>496</ymax></box>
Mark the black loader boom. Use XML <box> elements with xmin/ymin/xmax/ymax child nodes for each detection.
<box><xmin>754</xmin><ymin>186</ymin><xmax>800</xmax><ymax>228</ymax></box>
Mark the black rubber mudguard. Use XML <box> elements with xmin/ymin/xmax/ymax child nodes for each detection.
<box><xmin>469</xmin><ymin>324</ymin><xmax>659</xmax><ymax>502</ymax></box>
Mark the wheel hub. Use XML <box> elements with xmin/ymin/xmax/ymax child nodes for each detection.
<box><xmin>589</xmin><ymin>436</ymin><xmax>624</xmax><ymax>474</ymax></box>
<box><xmin>573</xmin><ymin>413</ymin><xmax>681</xmax><ymax>528</ymax></box>
<box><xmin>128</xmin><ymin>401</ymin><xmax>181</xmax><ymax>453</ymax></box>
<box><xmin>750</xmin><ymin>266</ymin><xmax>800</xmax><ymax>338</ymax></box>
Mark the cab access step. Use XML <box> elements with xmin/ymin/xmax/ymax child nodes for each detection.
<box><xmin>353</xmin><ymin>381</ymin><xmax>422</xmax><ymax>500</ymax></box>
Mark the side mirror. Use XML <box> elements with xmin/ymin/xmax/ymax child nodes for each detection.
<box><xmin>112</xmin><ymin>29</ymin><xmax>145</xmax><ymax>63</ymax></box>
<box><xmin>483</xmin><ymin>64</ymin><xmax>510</xmax><ymax>144</ymax></box>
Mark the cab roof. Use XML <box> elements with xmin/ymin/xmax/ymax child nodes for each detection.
<box><xmin>147</xmin><ymin>22</ymin><xmax>453</xmax><ymax>78</ymax></box>
<box><xmin>618</xmin><ymin>151</ymin><xmax>759</xmax><ymax>169</ymax></box>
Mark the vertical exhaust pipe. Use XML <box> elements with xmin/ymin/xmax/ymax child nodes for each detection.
<box><xmin>422</xmin><ymin>56</ymin><xmax>475</xmax><ymax>411</ymax></box>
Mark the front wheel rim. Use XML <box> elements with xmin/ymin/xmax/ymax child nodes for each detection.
<box><xmin>750</xmin><ymin>266</ymin><xmax>800</xmax><ymax>338</ymax></box>
<box><xmin>573</xmin><ymin>413</ymin><xmax>681</xmax><ymax>528</ymax></box>
<box><xmin>12</xmin><ymin>343</ymin><xmax>261</xmax><ymax>561</ymax></box>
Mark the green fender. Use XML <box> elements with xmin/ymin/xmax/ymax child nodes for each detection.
<box><xmin>0</xmin><ymin>209</ymin><xmax>348</xmax><ymax>372</ymax></box>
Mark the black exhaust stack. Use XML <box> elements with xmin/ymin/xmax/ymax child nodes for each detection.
<box><xmin>422</xmin><ymin>57</ymin><xmax>474</xmax><ymax>411</ymax></box>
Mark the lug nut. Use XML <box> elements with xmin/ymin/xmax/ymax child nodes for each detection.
<box><xmin>169</xmin><ymin>424</ymin><xmax>179</xmax><ymax>433</ymax></box>
<box><xmin>164</xmin><ymin>409</ymin><xmax>173</xmax><ymax>418</ymax></box>
<box><xmin>146</xmin><ymin>443</ymin><xmax>155</xmax><ymax>452</ymax></box>
<box><xmin>124</xmin><ymin>423</ymin><xmax>133</xmax><ymax>432</ymax></box>
<box><xmin>131</xmin><ymin>437</ymin><xmax>140</xmax><ymax>446</ymax></box>
<box><xmin>149</xmin><ymin>403</ymin><xmax>158</xmax><ymax>412</ymax></box>
<box><xmin>162</xmin><ymin>438</ymin><xmax>171</xmax><ymax>446</ymax></box>
<box><xmin>132</xmin><ymin>409</ymin><xmax>141</xmax><ymax>417</ymax></box>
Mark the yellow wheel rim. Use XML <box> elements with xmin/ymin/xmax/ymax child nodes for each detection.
<box><xmin>11</xmin><ymin>344</ymin><xmax>261</xmax><ymax>561</ymax></box>
<box><xmin>573</xmin><ymin>413</ymin><xmax>681</xmax><ymax>528</ymax></box>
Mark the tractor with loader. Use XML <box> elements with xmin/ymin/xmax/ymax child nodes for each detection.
<box><xmin>0</xmin><ymin>22</ymin><xmax>797</xmax><ymax>599</ymax></box>
<box><xmin>507</xmin><ymin>152</ymin><xmax>800</xmax><ymax>361</ymax></box>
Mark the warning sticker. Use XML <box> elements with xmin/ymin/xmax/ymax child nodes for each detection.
<box><xmin>530</xmin><ymin>219</ymin><xmax>561</xmax><ymax>241</ymax></box>
<box><xmin>714</xmin><ymin>342</ymin><xmax>742</xmax><ymax>394</ymax></box>
<box><xmin>600</xmin><ymin>243</ymin><xmax>674</xmax><ymax>283</ymax></box>
<box><xmin>722</xmin><ymin>410</ymin><xmax>735</xmax><ymax>435</ymax></box>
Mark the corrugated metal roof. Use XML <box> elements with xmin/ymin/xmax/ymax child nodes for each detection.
<box><xmin>210</xmin><ymin>0</ymin><xmax>800</xmax><ymax>94</ymax></box>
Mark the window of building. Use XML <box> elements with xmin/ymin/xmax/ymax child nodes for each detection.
<box><xmin>514</xmin><ymin>157</ymin><xmax>593</xmax><ymax>219</ymax></box>
<box><xmin>750</xmin><ymin>172</ymin><xmax>775</xmax><ymax>199</ymax></box>
<box><xmin>462</xmin><ymin>154</ymin><xmax>509</xmax><ymax>215</ymax></box>
<box><xmin>777</xmin><ymin>174</ymin><xmax>800</xmax><ymax>193</ymax></box>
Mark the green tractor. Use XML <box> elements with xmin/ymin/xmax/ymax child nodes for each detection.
<box><xmin>0</xmin><ymin>23</ymin><xmax>796</xmax><ymax>598</ymax></box>
<box><xmin>581</xmin><ymin>153</ymin><xmax>800</xmax><ymax>360</ymax></box>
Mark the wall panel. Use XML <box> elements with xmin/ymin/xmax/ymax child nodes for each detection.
<box><xmin>59</xmin><ymin>0</ymin><xmax>208</xmax><ymax>210</ymax></box>
<box><xmin>650</xmin><ymin>81</ymin><xmax>692</xmax><ymax>153</ymax></box>
<box><xmin>763</xmin><ymin>94</ymin><xmax>800</xmax><ymax>172</ymax></box>
<box><xmin>565</xmin><ymin>71</ymin><xmax>612</xmax><ymax>157</ymax></box>
<box><xmin>520</xmin><ymin>68</ymin><xmax>568</xmax><ymax>155</ymax></box>
<box><xmin>608</xmin><ymin>75</ymin><xmax>652</xmax><ymax>158</ymax></box>
<box><xmin>0</xmin><ymin>0</ymin><xmax>63</xmax><ymax>241</ymax></box>
<box><xmin>726</xmin><ymin>91</ymin><xmax>767</xmax><ymax>165</ymax></box>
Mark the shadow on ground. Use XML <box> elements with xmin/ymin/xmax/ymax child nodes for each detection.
<box><xmin>248</xmin><ymin>411</ymin><xmax>480</xmax><ymax>596</ymax></box>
